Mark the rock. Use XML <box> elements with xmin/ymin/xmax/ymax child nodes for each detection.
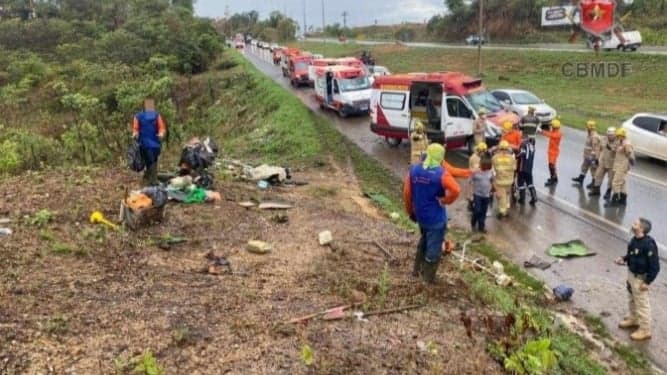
<box><xmin>350</xmin><ymin>290</ymin><xmax>367</xmax><ymax>304</ymax></box>
<box><xmin>246</xmin><ymin>240</ymin><xmax>272</xmax><ymax>254</ymax></box>
<box><xmin>318</xmin><ymin>230</ymin><xmax>333</xmax><ymax>246</ymax></box>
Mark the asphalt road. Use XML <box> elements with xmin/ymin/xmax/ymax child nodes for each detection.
<box><xmin>305</xmin><ymin>37</ymin><xmax>667</xmax><ymax>55</ymax></box>
<box><xmin>244</xmin><ymin>47</ymin><xmax>667</xmax><ymax>371</ymax></box>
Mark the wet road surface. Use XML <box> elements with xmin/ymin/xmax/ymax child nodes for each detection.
<box><xmin>244</xmin><ymin>48</ymin><xmax>667</xmax><ymax>370</ymax></box>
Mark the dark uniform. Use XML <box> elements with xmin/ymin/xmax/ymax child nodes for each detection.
<box><xmin>516</xmin><ymin>138</ymin><xmax>537</xmax><ymax>205</ymax></box>
<box><xmin>622</xmin><ymin>235</ymin><xmax>660</xmax><ymax>338</ymax></box>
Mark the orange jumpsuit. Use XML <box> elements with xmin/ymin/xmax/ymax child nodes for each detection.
<box><xmin>441</xmin><ymin>160</ymin><xmax>471</xmax><ymax>178</ymax></box>
<box><xmin>541</xmin><ymin>129</ymin><xmax>562</xmax><ymax>164</ymax></box>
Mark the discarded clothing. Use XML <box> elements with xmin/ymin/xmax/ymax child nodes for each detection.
<box><xmin>524</xmin><ymin>255</ymin><xmax>552</xmax><ymax>270</ymax></box>
<box><xmin>184</xmin><ymin>187</ymin><xmax>208</xmax><ymax>204</ymax></box>
<box><xmin>547</xmin><ymin>239</ymin><xmax>596</xmax><ymax>258</ymax></box>
<box><xmin>246</xmin><ymin>164</ymin><xmax>289</xmax><ymax>183</ymax></box>
<box><xmin>553</xmin><ymin>284</ymin><xmax>574</xmax><ymax>301</ymax></box>
<box><xmin>141</xmin><ymin>186</ymin><xmax>168</xmax><ymax>208</ymax></box>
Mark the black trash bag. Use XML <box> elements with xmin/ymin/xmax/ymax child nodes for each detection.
<box><xmin>141</xmin><ymin>186</ymin><xmax>168</xmax><ymax>208</ymax></box>
<box><xmin>127</xmin><ymin>141</ymin><xmax>145</xmax><ymax>172</ymax></box>
<box><xmin>179</xmin><ymin>137</ymin><xmax>219</xmax><ymax>172</ymax></box>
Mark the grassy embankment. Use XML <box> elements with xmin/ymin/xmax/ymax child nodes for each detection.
<box><xmin>296</xmin><ymin>41</ymin><xmax>667</xmax><ymax>133</ymax></box>
<box><xmin>230</xmin><ymin>51</ymin><xmax>653</xmax><ymax>374</ymax></box>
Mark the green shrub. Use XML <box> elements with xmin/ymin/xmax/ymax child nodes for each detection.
<box><xmin>0</xmin><ymin>140</ymin><xmax>21</xmax><ymax>174</ymax></box>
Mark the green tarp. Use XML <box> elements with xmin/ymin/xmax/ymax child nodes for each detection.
<box><xmin>547</xmin><ymin>239</ymin><xmax>596</xmax><ymax>258</ymax></box>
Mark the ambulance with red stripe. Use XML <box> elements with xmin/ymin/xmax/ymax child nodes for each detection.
<box><xmin>314</xmin><ymin>65</ymin><xmax>372</xmax><ymax>117</ymax></box>
<box><xmin>308</xmin><ymin>57</ymin><xmax>367</xmax><ymax>87</ymax></box>
<box><xmin>370</xmin><ymin>72</ymin><xmax>515</xmax><ymax>151</ymax></box>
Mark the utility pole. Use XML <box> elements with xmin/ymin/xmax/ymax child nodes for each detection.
<box><xmin>302</xmin><ymin>0</ymin><xmax>307</xmax><ymax>37</ymax></box>
<box><xmin>342</xmin><ymin>11</ymin><xmax>348</xmax><ymax>29</ymax></box>
<box><xmin>321</xmin><ymin>0</ymin><xmax>326</xmax><ymax>38</ymax></box>
<box><xmin>477</xmin><ymin>0</ymin><xmax>484</xmax><ymax>76</ymax></box>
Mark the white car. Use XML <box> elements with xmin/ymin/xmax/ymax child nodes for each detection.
<box><xmin>621</xmin><ymin>113</ymin><xmax>667</xmax><ymax>162</ymax></box>
<box><xmin>368</xmin><ymin>65</ymin><xmax>391</xmax><ymax>85</ymax></box>
<box><xmin>491</xmin><ymin>89</ymin><xmax>557</xmax><ymax>125</ymax></box>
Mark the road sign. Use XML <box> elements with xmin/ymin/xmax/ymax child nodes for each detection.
<box><xmin>579</xmin><ymin>0</ymin><xmax>616</xmax><ymax>36</ymax></box>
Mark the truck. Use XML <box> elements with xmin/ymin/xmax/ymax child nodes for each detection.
<box><xmin>586</xmin><ymin>30</ymin><xmax>642</xmax><ymax>52</ymax></box>
<box><xmin>234</xmin><ymin>33</ymin><xmax>245</xmax><ymax>49</ymax></box>
<box><xmin>280</xmin><ymin>48</ymin><xmax>302</xmax><ymax>77</ymax></box>
<box><xmin>288</xmin><ymin>54</ymin><xmax>313</xmax><ymax>87</ymax></box>
<box><xmin>314</xmin><ymin>65</ymin><xmax>372</xmax><ymax>118</ymax></box>
<box><xmin>369</xmin><ymin>72</ymin><xmax>515</xmax><ymax>150</ymax></box>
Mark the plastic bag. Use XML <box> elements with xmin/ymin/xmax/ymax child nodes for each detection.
<box><xmin>127</xmin><ymin>141</ymin><xmax>145</xmax><ymax>172</ymax></box>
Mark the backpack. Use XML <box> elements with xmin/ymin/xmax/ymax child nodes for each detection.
<box><xmin>127</xmin><ymin>141</ymin><xmax>145</xmax><ymax>172</ymax></box>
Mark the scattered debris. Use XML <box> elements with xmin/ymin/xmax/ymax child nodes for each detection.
<box><xmin>258</xmin><ymin>202</ymin><xmax>294</xmax><ymax>210</ymax></box>
<box><xmin>389</xmin><ymin>212</ymin><xmax>400</xmax><ymax>221</ymax></box>
<box><xmin>553</xmin><ymin>284</ymin><xmax>574</xmax><ymax>301</ymax></box>
<box><xmin>0</xmin><ymin>218</ymin><xmax>11</xmax><ymax>224</ymax></box>
<box><xmin>547</xmin><ymin>239</ymin><xmax>596</xmax><ymax>258</ymax></box>
<box><xmin>287</xmin><ymin>304</ymin><xmax>353</xmax><ymax>324</ymax></box>
<box><xmin>350</xmin><ymin>290</ymin><xmax>367</xmax><ymax>304</ymax></box>
<box><xmin>355</xmin><ymin>304</ymin><xmax>423</xmax><ymax>320</ymax></box>
<box><xmin>151</xmin><ymin>234</ymin><xmax>187</xmax><ymax>250</ymax></box>
<box><xmin>318</xmin><ymin>231</ymin><xmax>333</xmax><ymax>246</ymax></box>
<box><xmin>270</xmin><ymin>214</ymin><xmax>289</xmax><ymax>224</ymax></box>
<box><xmin>288</xmin><ymin>304</ymin><xmax>422</xmax><ymax>324</ymax></box>
<box><xmin>201</xmin><ymin>251</ymin><xmax>246</xmax><ymax>276</ymax></box>
<box><xmin>246</xmin><ymin>240</ymin><xmax>272</xmax><ymax>254</ymax></box>
<box><xmin>524</xmin><ymin>255</ymin><xmax>553</xmax><ymax>270</ymax></box>
<box><xmin>0</xmin><ymin>228</ymin><xmax>12</xmax><ymax>236</ymax></box>
<box><xmin>257</xmin><ymin>180</ymin><xmax>269</xmax><ymax>190</ymax></box>
<box><xmin>89</xmin><ymin>211</ymin><xmax>119</xmax><ymax>231</ymax></box>
<box><xmin>238</xmin><ymin>201</ymin><xmax>256</xmax><ymax>208</ymax></box>
<box><xmin>246</xmin><ymin>164</ymin><xmax>289</xmax><ymax>183</ymax></box>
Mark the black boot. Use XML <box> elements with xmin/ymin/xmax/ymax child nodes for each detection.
<box><xmin>588</xmin><ymin>186</ymin><xmax>601</xmax><ymax>196</ymax></box>
<box><xmin>618</xmin><ymin>193</ymin><xmax>627</xmax><ymax>206</ymax></box>
<box><xmin>412</xmin><ymin>250</ymin><xmax>425</xmax><ymax>277</ymax></box>
<box><xmin>467</xmin><ymin>199</ymin><xmax>474</xmax><ymax>212</ymax></box>
<box><xmin>545</xmin><ymin>178</ymin><xmax>556</xmax><ymax>187</ymax></box>
<box><xmin>603</xmin><ymin>188</ymin><xmax>612</xmax><ymax>201</ymax></box>
<box><xmin>422</xmin><ymin>260</ymin><xmax>440</xmax><ymax>283</ymax></box>
<box><xmin>605</xmin><ymin>193</ymin><xmax>620</xmax><ymax>207</ymax></box>
<box><xmin>518</xmin><ymin>190</ymin><xmax>526</xmax><ymax>205</ymax></box>
<box><xmin>586</xmin><ymin>179</ymin><xmax>595</xmax><ymax>189</ymax></box>
<box><xmin>529</xmin><ymin>187</ymin><xmax>537</xmax><ymax>206</ymax></box>
<box><xmin>572</xmin><ymin>174</ymin><xmax>585</xmax><ymax>184</ymax></box>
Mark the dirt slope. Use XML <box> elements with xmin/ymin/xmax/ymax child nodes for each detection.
<box><xmin>0</xmin><ymin>161</ymin><xmax>502</xmax><ymax>374</ymax></box>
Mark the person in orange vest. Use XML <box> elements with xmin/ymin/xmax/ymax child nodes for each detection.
<box><xmin>538</xmin><ymin>119</ymin><xmax>563</xmax><ymax>187</ymax></box>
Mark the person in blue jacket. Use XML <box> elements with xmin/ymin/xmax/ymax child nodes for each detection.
<box><xmin>403</xmin><ymin>143</ymin><xmax>460</xmax><ymax>283</ymax></box>
<box><xmin>132</xmin><ymin>99</ymin><xmax>166</xmax><ymax>186</ymax></box>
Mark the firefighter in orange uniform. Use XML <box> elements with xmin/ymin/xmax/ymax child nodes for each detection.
<box><xmin>538</xmin><ymin>119</ymin><xmax>563</xmax><ymax>187</ymax></box>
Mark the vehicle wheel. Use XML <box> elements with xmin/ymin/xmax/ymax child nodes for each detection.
<box><xmin>631</xmin><ymin>47</ymin><xmax>637</xmax><ymax>52</ymax></box>
<box><xmin>385</xmin><ymin>137</ymin><xmax>402</xmax><ymax>148</ymax></box>
<box><xmin>338</xmin><ymin>108</ymin><xmax>348</xmax><ymax>118</ymax></box>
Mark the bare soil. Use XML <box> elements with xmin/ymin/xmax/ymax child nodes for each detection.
<box><xmin>0</xmin><ymin>160</ymin><xmax>503</xmax><ymax>374</ymax></box>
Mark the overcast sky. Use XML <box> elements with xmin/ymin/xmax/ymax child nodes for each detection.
<box><xmin>194</xmin><ymin>0</ymin><xmax>446</xmax><ymax>27</ymax></box>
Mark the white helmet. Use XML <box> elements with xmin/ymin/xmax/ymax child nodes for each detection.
<box><xmin>606</xmin><ymin>127</ymin><xmax>616</xmax><ymax>135</ymax></box>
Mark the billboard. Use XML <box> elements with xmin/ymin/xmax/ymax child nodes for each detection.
<box><xmin>541</xmin><ymin>5</ymin><xmax>580</xmax><ymax>27</ymax></box>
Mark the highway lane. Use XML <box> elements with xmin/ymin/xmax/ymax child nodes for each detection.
<box><xmin>305</xmin><ymin>37</ymin><xmax>667</xmax><ymax>55</ymax></box>
<box><xmin>244</xmin><ymin>48</ymin><xmax>667</xmax><ymax>370</ymax></box>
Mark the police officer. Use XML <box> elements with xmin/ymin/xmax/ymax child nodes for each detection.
<box><xmin>520</xmin><ymin>106</ymin><xmax>539</xmax><ymax>138</ymax></box>
<box><xmin>492</xmin><ymin>140</ymin><xmax>516</xmax><ymax>218</ymax></box>
<box><xmin>588</xmin><ymin>127</ymin><xmax>617</xmax><ymax>200</ymax></box>
<box><xmin>572</xmin><ymin>120</ymin><xmax>601</xmax><ymax>188</ymax></box>
<box><xmin>615</xmin><ymin>218</ymin><xmax>660</xmax><ymax>341</ymax></box>
<box><xmin>404</xmin><ymin>144</ymin><xmax>461</xmax><ymax>283</ymax></box>
<box><xmin>607</xmin><ymin>127</ymin><xmax>634</xmax><ymax>207</ymax></box>
<box><xmin>473</xmin><ymin>109</ymin><xmax>488</xmax><ymax>147</ymax></box>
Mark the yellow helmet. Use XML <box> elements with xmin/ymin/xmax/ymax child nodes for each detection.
<box><xmin>475</xmin><ymin>142</ymin><xmax>488</xmax><ymax>152</ymax></box>
<box><xmin>414</xmin><ymin>119</ymin><xmax>425</xmax><ymax>132</ymax></box>
<box><xmin>586</xmin><ymin>120</ymin><xmax>596</xmax><ymax>130</ymax></box>
<box><xmin>615</xmin><ymin>127</ymin><xmax>627</xmax><ymax>137</ymax></box>
<box><xmin>551</xmin><ymin>119</ymin><xmax>561</xmax><ymax>129</ymax></box>
<box><xmin>478</xmin><ymin>108</ymin><xmax>487</xmax><ymax>116</ymax></box>
<box><xmin>528</xmin><ymin>106</ymin><xmax>536</xmax><ymax>113</ymax></box>
<box><xmin>498</xmin><ymin>140</ymin><xmax>510</xmax><ymax>150</ymax></box>
<box><xmin>503</xmin><ymin>121</ymin><xmax>513</xmax><ymax>132</ymax></box>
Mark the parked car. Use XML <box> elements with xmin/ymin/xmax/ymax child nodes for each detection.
<box><xmin>621</xmin><ymin>113</ymin><xmax>667</xmax><ymax>162</ymax></box>
<box><xmin>491</xmin><ymin>89</ymin><xmax>557</xmax><ymax>125</ymax></box>
<box><xmin>586</xmin><ymin>30</ymin><xmax>642</xmax><ymax>52</ymax></box>
<box><xmin>368</xmin><ymin>65</ymin><xmax>391</xmax><ymax>85</ymax></box>
<box><xmin>465</xmin><ymin>35</ymin><xmax>486</xmax><ymax>45</ymax></box>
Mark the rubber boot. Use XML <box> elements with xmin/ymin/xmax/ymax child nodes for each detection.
<box><xmin>572</xmin><ymin>174</ymin><xmax>585</xmax><ymax>184</ymax></box>
<box><xmin>603</xmin><ymin>188</ymin><xmax>612</xmax><ymax>201</ymax></box>
<box><xmin>588</xmin><ymin>186</ymin><xmax>601</xmax><ymax>197</ymax></box>
<box><xmin>412</xmin><ymin>249</ymin><xmax>425</xmax><ymax>277</ymax></box>
<box><xmin>544</xmin><ymin>178</ymin><xmax>556</xmax><ymax>187</ymax></box>
<box><xmin>586</xmin><ymin>179</ymin><xmax>595</xmax><ymax>189</ymax></box>
<box><xmin>529</xmin><ymin>187</ymin><xmax>537</xmax><ymax>206</ymax></box>
<box><xmin>605</xmin><ymin>193</ymin><xmax>620</xmax><ymax>207</ymax></box>
<box><xmin>422</xmin><ymin>260</ymin><xmax>440</xmax><ymax>283</ymax></box>
<box><xmin>517</xmin><ymin>190</ymin><xmax>526</xmax><ymax>205</ymax></box>
<box><xmin>618</xmin><ymin>193</ymin><xmax>627</xmax><ymax>206</ymax></box>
